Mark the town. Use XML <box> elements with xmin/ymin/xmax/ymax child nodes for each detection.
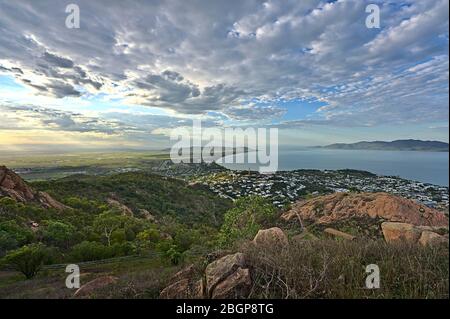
<box><xmin>192</xmin><ymin>168</ymin><xmax>449</xmax><ymax>211</ymax></box>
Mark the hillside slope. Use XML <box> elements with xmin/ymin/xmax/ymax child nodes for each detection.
<box><xmin>0</xmin><ymin>166</ymin><xmax>67</xmax><ymax>210</ymax></box>
<box><xmin>31</xmin><ymin>172</ymin><xmax>232</xmax><ymax>226</ymax></box>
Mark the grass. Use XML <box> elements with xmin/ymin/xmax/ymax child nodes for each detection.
<box><xmin>0</xmin><ymin>255</ymin><xmax>180</xmax><ymax>299</ymax></box>
<box><xmin>242</xmin><ymin>239</ymin><xmax>449</xmax><ymax>299</ymax></box>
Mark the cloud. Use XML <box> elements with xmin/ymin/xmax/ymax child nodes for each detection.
<box><xmin>0</xmin><ymin>0</ymin><xmax>447</xmax><ymax>128</ymax></box>
<box><xmin>0</xmin><ymin>104</ymin><xmax>126</xmax><ymax>134</ymax></box>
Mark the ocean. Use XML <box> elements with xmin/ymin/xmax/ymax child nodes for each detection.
<box><xmin>221</xmin><ymin>148</ymin><xmax>449</xmax><ymax>186</ymax></box>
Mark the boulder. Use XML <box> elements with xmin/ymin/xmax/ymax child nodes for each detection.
<box><xmin>282</xmin><ymin>192</ymin><xmax>448</xmax><ymax>227</ymax></box>
<box><xmin>253</xmin><ymin>227</ymin><xmax>289</xmax><ymax>248</ymax></box>
<box><xmin>167</xmin><ymin>264</ymin><xmax>196</xmax><ymax>286</ymax></box>
<box><xmin>381</xmin><ymin>222</ymin><xmax>422</xmax><ymax>244</ymax></box>
<box><xmin>212</xmin><ymin>268</ymin><xmax>252</xmax><ymax>299</ymax></box>
<box><xmin>160</xmin><ymin>264</ymin><xmax>204</xmax><ymax>299</ymax></box>
<box><xmin>418</xmin><ymin>231</ymin><xmax>448</xmax><ymax>247</ymax></box>
<box><xmin>205</xmin><ymin>253</ymin><xmax>246</xmax><ymax>296</ymax></box>
<box><xmin>74</xmin><ymin>276</ymin><xmax>118</xmax><ymax>298</ymax></box>
<box><xmin>324</xmin><ymin>228</ymin><xmax>356</xmax><ymax>240</ymax></box>
<box><xmin>160</xmin><ymin>278</ymin><xmax>204</xmax><ymax>299</ymax></box>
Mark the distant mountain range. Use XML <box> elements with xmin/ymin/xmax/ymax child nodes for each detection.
<box><xmin>318</xmin><ymin>139</ymin><xmax>449</xmax><ymax>152</ymax></box>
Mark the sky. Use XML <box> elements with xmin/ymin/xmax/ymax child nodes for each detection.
<box><xmin>0</xmin><ymin>0</ymin><xmax>448</xmax><ymax>153</ymax></box>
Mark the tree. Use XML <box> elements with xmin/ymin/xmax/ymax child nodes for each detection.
<box><xmin>93</xmin><ymin>211</ymin><xmax>127</xmax><ymax>246</ymax></box>
<box><xmin>0</xmin><ymin>230</ymin><xmax>18</xmax><ymax>257</ymax></box>
<box><xmin>0</xmin><ymin>221</ymin><xmax>33</xmax><ymax>246</ymax></box>
<box><xmin>1</xmin><ymin>243</ymin><xmax>48</xmax><ymax>279</ymax></box>
<box><xmin>43</xmin><ymin>221</ymin><xmax>76</xmax><ymax>249</ymax></box>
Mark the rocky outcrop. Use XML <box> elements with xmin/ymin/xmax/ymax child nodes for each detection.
<box><xmin>211</xmin><ymin>267</ymin><xmax>251</xmax><ymax>299</ymax></box>
<box><xmin>282</xmin><ymin>192</ymin><xmax>448</xmax><ymax>227</ymax></box>
<box><xmin>381</xmin><ymin>222</ymin><xmax>422</xmax><ymax>244</ymax></box>
<box><xmin>0</xmin><ymin>166</ymin><xmax>68</xmax><ymax>210</ymax></box>
<box><xmin>253</xmin><ymin>227</ymin><xmax>289</xmax><ymax>248</ymax></box>
<box><xmin>205</xmin><ymin>253</ymin><xmax>248</xmax><ymax>298</ymax></box>
<box><xmin>139</xmin><ymin>209</ymin><xmax>158</xmax><ymax>223</ymax></box>
<box><xmin>160</xmin><ymin>229</ymin><xmax>297</xmax><ymax>299</ymax></box>
<box><xmin>74</xmin><ymin>276</ymin><xmax>118</xmax><ymax>298</ymax></box>
<box><xmin>107</xmin><ymin>198</ymin><xmax>134</xmax><ymax>217</ymax></box>
<box><xmin>159</xmin><ymin>265</ymin><xmax>204</xmax><ymax>299</ymax></box>
<box><xmin>160</xmin><ymin>252</ymin><xmax>252</xmax><ymax>299</ymax></box>
<box><xmin>324</xmin><ymin>228</ymin><xmax>356</xmax><ymax>240</ymax></box>
<box><xmin>418</xmin><ymin>230</ymin><xmax>448</xmax><ymax>247</ymax></box>
<box><xmin>381</xmin><ymin>222</ymin><xmax>448</xmax><ymax>246</ymax></box>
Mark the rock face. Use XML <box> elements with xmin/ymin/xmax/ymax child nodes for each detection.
<box><xmin>211</xmin><ymin>268</ymin><xmax>251</xmax><ymax>299</ymax></box>
<box><xmin>0</xmin><ymin>166</ymin><xmax>68</xmax><ymax>210</ymax></box>
<box><xmin>253</xmin><ymin>227</ymin><xmax>289</xmax><ymax>248</ymax></box>
<box><xmin>282</xmin><ymin>192</ymin><xmax>448</xmax><ymax>227</ymax></box>
<box><xmin>74</xmin><ymin>276</ymin><xmax>118</xmax><ymax>298</ymax></box>
<box><xmin>324</xmin><ymin>228</ymin><xmax>356</xmax><ymax>240</ymax></box>
<box><xmin>205</xmin><ymin>253</ymin><xmax>248</xmax><ymax>298</ymax></box>
<box><xmin>139</xmin><ymin>209</ymin><xmax>158</xmax><ymax>223</ymax></box>
<box><xmin>159</xmin><ymin>265</ymin><xmax>204</xmax><ymax>299</ymax></box>
<box><xmin>381</xmin><ymin>222</ymin><xmax>422</xmax><ymax>243</ymax></box>
<box><xmin>381</xmin><ymin>222</ymin><xmax>448</xmax><ymax>246</ymax></box>
<box><xmin>418</xmin><ymin>230</ymin><xmax>448</xmax><ymax>247</ymax></box>
<box><xmin>160</xmin><ymin>252</ymin><xmax>252</xmax><ymax>299</ymax></box>
<box><xmin>107</xmin><ymin>198</ymin><xmax>134</xmax><ymax>216</ymax></box>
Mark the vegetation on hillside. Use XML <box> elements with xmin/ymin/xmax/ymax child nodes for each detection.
<box><xmin>0</xmin><ymin>172</ymin><xmax>232</xmax><ymax>279</ymax></box>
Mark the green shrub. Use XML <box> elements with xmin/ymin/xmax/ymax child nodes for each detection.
<box><xmin>70</xmin><ymin>241</ymin><xmax>135</xmax><ymax>262</ymax></box>
<box><xmin>0</xmin><ymin>221</ymin><xmax>34</xmax><ymax>246</ymax></box>
<box><xmin>218</xmin><ymin>196</ymin><xmax>277</xmax><ymax>247</ymax></box>
<box><xmin>42</xmin><ymin>220</ymin><xmax>76</xmax><ymax>249</ymax></box>
<box><xmin>70</xmin><ymin>241</ymin><xmax>112</xmax><ymax>262</ymax></box>
<box><xmin>1</xmin><ymin>243</ymin><xmax>49</xmax><ymax>279</ymax></box>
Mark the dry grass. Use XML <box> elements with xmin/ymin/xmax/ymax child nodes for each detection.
<box><xmin>242</xmin><ymin>239</ymin><xmax>449</xmax><ymax>299</ymax></box>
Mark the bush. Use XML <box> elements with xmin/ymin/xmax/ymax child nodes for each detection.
<box><xmin>218</xmin><ymin>196</ymin><xmax>277</xmax><ymax>247</ymax></box>
<box><xmin>70</xmin><ymin>241</ymin><xmax>112</xmax><ymax>262</ymax></box>
<box><xmin>242</xmin><ymin>239</ymin><xmax>449</xmax><ymax>299</ymax></box>
<box><xmin>0</xmin><ymin>221</ymin><xmax>34</xmax><ymax>246</ymax></box>
<box><xmin>69</xmin><ymin>241</ymin><xmax>135</xmax><ymax>262</ymax></box>
<box><xmin>1</xmin><ymin>243</ymin><xmax>49</xmax><ymax>279</ymax></box>
<box><xmin>42</xmin><ymin>220</ymin><xmax>76</xmax><ymax>249</ymax></box>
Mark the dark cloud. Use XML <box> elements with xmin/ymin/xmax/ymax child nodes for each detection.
<box><xmin>43</xmin><ymin>52</ymin><xmax>74</xmax><ymax>68</ymax></box>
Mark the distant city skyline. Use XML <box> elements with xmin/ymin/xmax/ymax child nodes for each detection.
<box><xmin>0</xmin><ymin>0</ymin><xmax>448</xmax><ymax>152</ymax></box>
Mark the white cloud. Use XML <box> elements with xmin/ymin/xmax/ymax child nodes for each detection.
<box><xmin>0</xmin><ymin>0</ymin><xmax>447</xmax><ymax>129</ymax></box>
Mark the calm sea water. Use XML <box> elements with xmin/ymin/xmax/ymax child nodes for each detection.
<box><xmin>221</xmin><ymin>149</ymin><xmax>449</xmax><ymax>186</ymax></box>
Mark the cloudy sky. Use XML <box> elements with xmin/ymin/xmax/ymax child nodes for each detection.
<box><xmin>0</xmin><ymin>0</ymin><xmax>448</xmax><ymax>152</ymax></box>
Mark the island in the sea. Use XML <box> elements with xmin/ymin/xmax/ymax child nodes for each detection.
<box><xmin>318</xmin><ymin>139</ymin><xmax>449</xmax><ymax>152</ymax></box>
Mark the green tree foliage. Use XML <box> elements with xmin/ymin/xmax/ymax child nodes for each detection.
<box><xmin>70</xmin><ymin>241</ymin><xmax>135</xmax><ymax>262</ymax></box>
<box><xmin>93</xmin><ymin>211</ymin><xmax>128</xmax><ymax>246</ymax></box>
<box><xmin>218</xmin><ymin>196</ymin><xmax>277</xmax><ymax>247</ymax></box>
<box><xmin>0</xmin><ymin>221</ymin><xmax>34</xmax><ymax>256</ymax></box>
<box><xmin>42</xmin><ymin>220</ymin><xmax>76</xmax><ymax>249</ymax></box>
<box><xmin>1</xmin><ymin>243</ymin><xmax>48</xmax><ymax>279</ymax></box>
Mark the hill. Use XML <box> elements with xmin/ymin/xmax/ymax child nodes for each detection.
<box><xmin>31</xmin><ymin>171</ymin><xmax>232</xmax><ymax>226</ymax></box>
<box><xmin>0</xmin><ymin>166</ymin><xmax>67</xmax><ymax>210</ymax></box>
<box><xmin>319</xmin><ymin>139</ymin><xmax>449</xmax><ymax>152</ymax></box>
